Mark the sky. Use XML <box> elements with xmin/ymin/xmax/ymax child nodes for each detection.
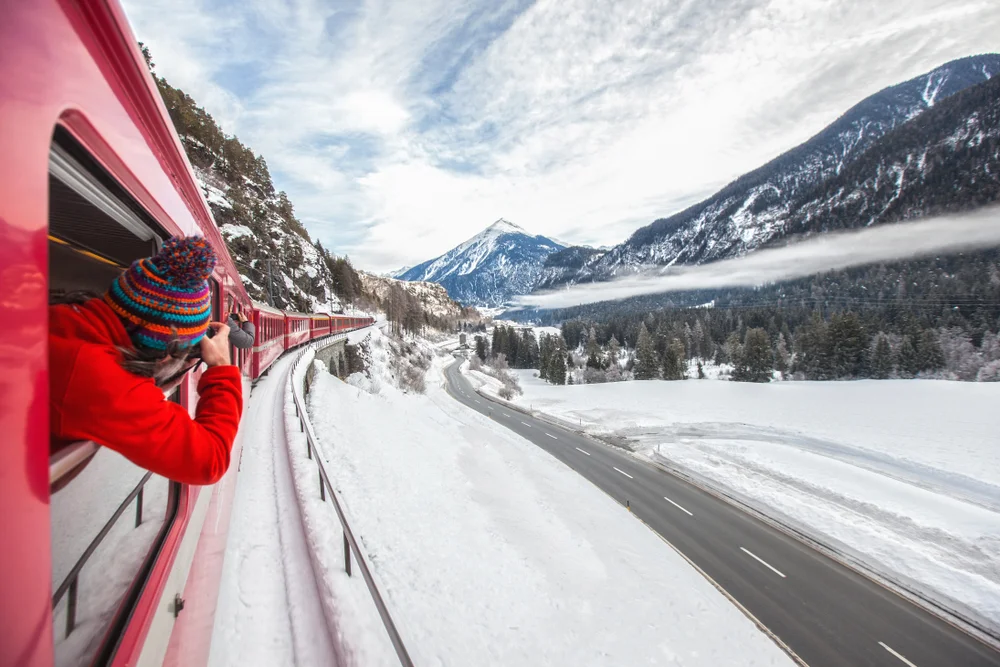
<box><xmin>121</xmin><ymin>0</ymin><xmax>1000</xmax><ymax>273</ymax></box>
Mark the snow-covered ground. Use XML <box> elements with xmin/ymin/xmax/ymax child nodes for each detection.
<box><xmin>303</xmin><ymin>328</ymin><xmax>794</xmax><ymax>666</ymax></box>
<box><xmin>479</xmin><ymin>371</ymin><xmax>1000</xmax><ymax>635</ymax></box>
<box><xmin>209</xmin><ymin>353</ymin><xmax>342</xmax><ymax>667</ymax></box>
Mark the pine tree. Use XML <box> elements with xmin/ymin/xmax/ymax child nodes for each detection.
<box><xmin>549</xmin><ymin>338</ymin><xmax>567</xmax><ymax>385</ymax></box>
<box><xmin>519</xmin><ymin>329</ymin><xmax>539</xmax><ymax>369</ymax></box>
<box><xmin>475</xmin><ymin>336</ymin><xmax>487</xmax><ymax>363</ymax></box>
<box><xmin>794</xmin><ymin>315</ymin><xmax>831</xmax><ymax>379</ymax></box>
<box><xmin>870</xmin><ymin>334</ymin><xmax>893</xmax><ymax>379</ymax></box>
<box><xmin>662</xmin><ymin>338</ymin><xmax>687</xmax><ymax>380</ymax></box>
<box><xmin>586</xmin><ymin>327</ymin><xmax>603</xmax><ymax>369</ymax></box>
<box><xmin>774</xmin><ymin>333</ymin><xmax>791</xmax><ymax>377</ymax></box>
<box><xmin>634</xmin><ymin>323</ymin><xmax>659</xmax><ymax>380</ymax></box>
<box><xmin>538</xmin><ymin>334</ymin><xmax>551</xmax><ymax>379</ymax></box>
<box><xmin>896</xmin><ymin>336</ymin><xmax>920</xmax><ymax>377</ymax></box>
<box><xmin>732</xmin><ymin>328</ymin><xmax>772</xmax><ymax>382</ymax></box>
<box><xmin>608</xmin><ymin>335</ymin><xmax>621</xmax><ymax>369</ymax></box>
<box><xmin>697</xmin><ymin>360</ymin><xmax>706</xmax><ymax>379</ymax></box>
<box><xmin>917</xmin><ymin>329</ymin><xmax>945</xmax><ymax>371</ymax></box>
<box><xmin>828</xmin><ymin>312</ymin><xmax>866</xmax><ymax>378</ymax></box>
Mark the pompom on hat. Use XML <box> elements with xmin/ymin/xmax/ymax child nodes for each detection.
<box><xmin>104</xmin><ymin>236</ymin><xmax>217</xmax><ymax>351</ymax></box>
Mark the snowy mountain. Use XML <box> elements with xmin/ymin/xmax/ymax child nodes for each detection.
<box><xmin>543</xmin><ymin>54</ymin><xmax>1000</xmax><ymax>288</ymax></box>
<box><xmin>398</xmin><ymin>219</ymin><xmax>565</xmax><ymax>307</ymax></box>
<box><xmin>776</xmin><ymin>72</ymin><xmax>1000</xmax><ymax>238</ymax></box>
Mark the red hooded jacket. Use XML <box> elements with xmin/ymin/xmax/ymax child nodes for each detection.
<box><xmin>50</xmin><ymin>298</ymin><xmax>243</xmax><ymax>485</ymax></box>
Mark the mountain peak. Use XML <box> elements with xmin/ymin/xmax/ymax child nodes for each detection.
<box><xmin>396</xmin><ymin>218</ymin><xmax>566</xmax><ymax>306</ymax></box>
<box><xmin>486</xmin><ymin>218</ymin><xmax>524</xmax><ymax>235</ymax></box>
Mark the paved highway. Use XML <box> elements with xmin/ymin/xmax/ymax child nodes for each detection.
<box><xmin>444</xmin><ymin>359</ymin><xmax>1000</xmax><ymax>667</ymax></box>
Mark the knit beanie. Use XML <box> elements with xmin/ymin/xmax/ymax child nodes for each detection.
<box><xmin>104</xmin><ymin>236</ymin><xmax>217</xmax><ymax>351</ymax></box>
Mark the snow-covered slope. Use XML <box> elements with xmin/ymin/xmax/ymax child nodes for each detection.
<box><xmin>150</xmin><ymin>55</ymin><xmax>349</xmax><ymax>313</ymax></box>
<box><xmin>398</xmin><ymin>219</ymin><xmax>565</xmax><ymax>307</ymax></box>
<box><xmin>493</xmin><ymin>372</ymin><xmax>1000</xmax><ymax>635</ymax></box>
<box><xmin>358</xmin><ymin>271</ymin><xmax>477</xmax><ymax>322</ymax></box>
<box><xmin>297</xmin><ymin>330</ymin><xmax>795</xmax><ymax>665</ymax></box>
<box><xmin>544</xmin><ymin>54</ymin><xmax>1000</xmax><ymax>288</ymax></box>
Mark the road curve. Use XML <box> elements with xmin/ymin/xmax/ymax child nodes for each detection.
<box><xmin>444</xmin><ymin>360</ymin><xmax>1000</xmax><ymax>667</ymax></box>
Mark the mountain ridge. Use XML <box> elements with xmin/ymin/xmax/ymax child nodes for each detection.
<box><xmin>537</xmin><ymin>53</ymin><xmax>1000</xmax><ymax>290</ymax></box>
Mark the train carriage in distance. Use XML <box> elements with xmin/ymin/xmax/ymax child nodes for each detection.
<box><xmin>250</xmin><ymin>302</ymin><xmax>286</xmax><ymax>379</ymax></box>
<box><xmin>310</xmin><ymin>313</ymin><xmax>333</xmax><ymax>339</ymax></box>
<box><xmin>283</xmin><ymin>311</ymin><xmax>312</xmax><ymax>351</ymax></box>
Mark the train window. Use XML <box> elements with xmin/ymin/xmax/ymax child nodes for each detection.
<box><xmin>47</xmin><ymin>128</ymin><xmax>177</xmax><ymax>666</ymax></box>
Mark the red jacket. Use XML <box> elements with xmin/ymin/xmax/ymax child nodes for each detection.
<box><xmin>50</xmin><ymin>298</ymin><xmax>243</xmax><ymax>485</ymax></box>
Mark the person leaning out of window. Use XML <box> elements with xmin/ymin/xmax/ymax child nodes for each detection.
<box><xmin>226</xmin><ymin>308</ymin><xmax>255</xmax><ymax>349</ymax></box>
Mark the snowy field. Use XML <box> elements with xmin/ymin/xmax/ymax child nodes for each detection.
<box><xmin>477</xmin><ymin>370</ymin><xmax>1000</xmax><ymax>635</ymax></box>
<box><xmin>303</xmin><ymin>328</ymin><xmax>793</xmax><ymax>666</ymax></box>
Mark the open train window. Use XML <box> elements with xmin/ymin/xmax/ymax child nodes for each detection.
<box><xmin>47</xmin><ymin>127</ymin><xmax>178</xmax><ymax>667</ymax></box>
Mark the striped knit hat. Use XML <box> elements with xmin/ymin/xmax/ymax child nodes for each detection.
<box><xmin>104</xmin><ymin>236</ymin><xmax>217</xmax><ymax>351</ymax></box>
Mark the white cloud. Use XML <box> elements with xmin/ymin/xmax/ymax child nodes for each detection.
<box><xmin>515</xmin><ymin>207</ymin><xmax>1000</xmax><ymax>309</ymax></box>
<box><xmin>122</xmin><ymin>0</ymin><xmax>1000</xmax><ymax>272</ymax></box>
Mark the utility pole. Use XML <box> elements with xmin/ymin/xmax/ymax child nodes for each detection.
<box><xmin>266</xmin><ymin>259</ymin><xmax>274</xmax><ymax>306</ymax></box>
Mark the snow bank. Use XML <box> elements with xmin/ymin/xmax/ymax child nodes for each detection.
<box><xmin>284</xmin><ymin>343</ymin><xmax>399</xmax><ymax>667</ymax></box>
<box><xmin>495</xmin><ymin>373</ymin><xmax>1000</xmax><ymax>635</ymax></box>
<box><xmin>304</xmin><ymin>329</ymin><xmax>794</xmax><ymax>666</ymax></box>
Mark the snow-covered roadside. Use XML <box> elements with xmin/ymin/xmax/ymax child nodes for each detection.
<box><xmin>485</xmin><ymin>371</ymin><xmax>1000</xmax><ymax>636</ymax></box>
<box><xmin>304</xmin><ymin>329</ymin><xmax>794</xmax><ymax>666</ymax></box>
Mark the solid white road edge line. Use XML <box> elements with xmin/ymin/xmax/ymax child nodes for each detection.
<box><xmin>740</xmin><ymin>547</ymin><xmax>786</xmax><ymax>578</ymax></box>
<box><xmin>878</xmin><ymin>642</ymin><xmax>919</xmax><ymax>667</ymax></box>
<box><xmin>663</xmin><ymin>496</ymin><xmax>693</xmax><ymax>517</ymax></box>
<box><xmin>545</xmin><ymin>433</ymin><xmax>558</xmax><ymax>439</ymax></box>
<box><xmin>575</xmin><ymin>447</ymin><xmax>591</xmax><ymax>456</ymax></box>
<box><xmin>613</xmin><ymin>467</ymin><xmax>634</xmax><ymax>480</ymax></box>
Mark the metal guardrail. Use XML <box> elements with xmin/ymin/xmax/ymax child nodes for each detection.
<box><xmin>288</xmin><ymin>334</ymin><xmax>414</xmax><ymax>667</ymax></box>
<box><xmin>52</xmin><ymin>471</ymin><xmax>155</xmax><ymax>638</ymax></box>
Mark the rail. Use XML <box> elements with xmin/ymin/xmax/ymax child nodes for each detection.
<box><xmin>288</xmin><ymin>331</ymin><xmax>414</xmax><ymax>667</ymax></box>
<box><xmin>52</xmin><ymin>470</ymin><xmax>155</xmax><ymax>638</ymax></box>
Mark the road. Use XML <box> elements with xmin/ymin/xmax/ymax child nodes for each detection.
<box><xmin>444</xmin><ymin>359</ymin><xmax>1000</xmax><ymax>667</ymax></box>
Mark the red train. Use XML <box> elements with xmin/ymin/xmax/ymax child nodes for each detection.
<box><xmin>0</xmin><ymin>2</ymin><xmax>372</xmax><ymax>666</ymax></box>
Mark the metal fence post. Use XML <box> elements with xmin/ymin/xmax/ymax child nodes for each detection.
<box><xmin>344</xmin><ymin>532</ymin><xmax>352</xmax><ymax>577</ymax></box>
<box><xmin>307</xmin><ymin>438</ymin><xmax>312</xmax><ymax>459</ymax></box>
<box><xmin>66</xmin><ymin>578</ymin><xmax>78</xmax><ymax>637</ymax></box>
<box><xmin>319</xmin><ymin>468</ymin><xmax>326</xmax><ymax>502</ymax></box>
<box><xmin>135</xmin><ymin>487</ymin><xmax>144</xmax><ymax>527</ymax></box>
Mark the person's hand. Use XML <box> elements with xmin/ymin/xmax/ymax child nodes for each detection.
<box><xmin>200</xmin><ymin>322</ymin><xmax>232</xmax><ymax>367</ymax></box>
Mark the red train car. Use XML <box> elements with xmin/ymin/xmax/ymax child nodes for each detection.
<box><xmin>310</xmin><ymin>313</ymin><xmax>332</xmax><ymax>339</ymax></box>
<box><xmin>284</xmin><ymin>311</ymin><xmax>311</xmax><ymax>350</ymax></box>
<box><xmin>251</xmin><ymin>302</ymin><xmax>285</xmax><ymax>378</ymax></box>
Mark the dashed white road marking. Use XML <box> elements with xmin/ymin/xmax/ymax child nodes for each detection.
<box><xmin>503</xmin><ymin>413</ymin><xmax>512</xmax><ymax>418</ymax></box>
<box><xmin>663</xmin><ymin>496</ymin><xmax>693</xmax><ymax>516</ymax></box>
<box><xmin>575</xmin><ymin>447</ymin><xmax>590</xmax><ymax>456</ymax></box>
<box><xmin>545</xmin><ymin>433</ymin><xmax>558</xmax><ymax>440</ymax></box>
<box><xmin>612</xmin><ymin>467</ymin><xmax>633</xmax><ymax>480</ymax></box>
<box><xmin>474</xmin><ymin>400</ymin><xmax>481</xmax><ymax>404</ymax></box>
<box><xmin>740</xmin><ymin>547</ymin><xmax>786</xmax><ymax>578</ymax></box>
<box><xmin>878</xmin><ymin>642</ymin><xmax>918</xmax><ymax>667</ymax></box>
<box><xmin>521</xmin><ymin>421</ymin><xmax>531</xmax><ymax>427</ymax></box>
